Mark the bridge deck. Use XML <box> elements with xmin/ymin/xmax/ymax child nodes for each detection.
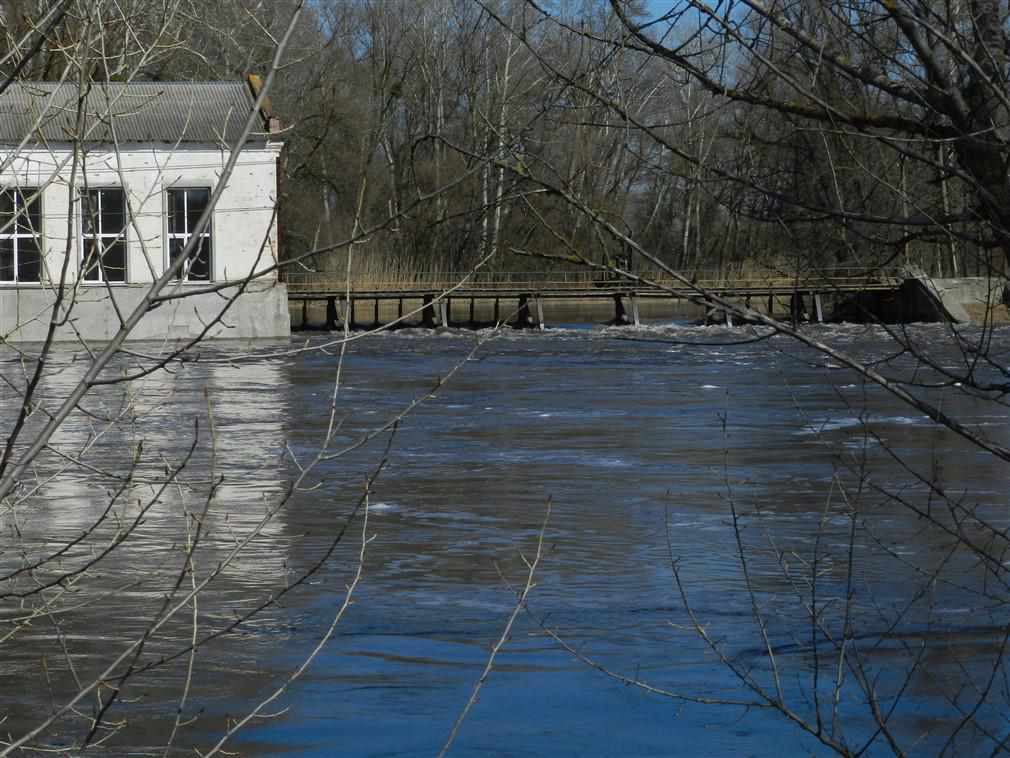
<box><xmin>285</xmin><ymin>269</ymin><xmax>900</xmax><ymax>300</ymax></box>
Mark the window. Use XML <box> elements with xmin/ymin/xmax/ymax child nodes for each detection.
<box><xmin>167</xmin><ymin>188</ymin><xmax>211</xmax><ymax>281</ymax></box>
<box><xmin>0</xmin><ymin>188</ymin><xmax>42</xmax><ymax>283</ymax></box>
<box><xmin>81</xmin><ymin>188</ymin><xmax>127</xmax><ymax>283</ymax></box>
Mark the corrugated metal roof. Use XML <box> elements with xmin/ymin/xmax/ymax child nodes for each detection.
<box><xmin>0</xmin><ymin>81</ymin><xmax>269</xmax><ymax>145</ymax></box>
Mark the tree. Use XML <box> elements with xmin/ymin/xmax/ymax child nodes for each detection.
<box><xmin>0</xmin><ymin>2</ymin><xmax>409</xmax><ymax>753</ymax></box>
<box><xmin>459</xmin><ymin>1</ymin><xmax>1010</xmax><ymax>754</ymax></box>
<box><xmin>606</xmin><ymin>1</ymin><xmax>1010</xmax><ymax>272</ymax></box>
<box><xmin>8</xmin><ymin>0</ymin><xmax>1010</xmax><ymax>753</ymax></box>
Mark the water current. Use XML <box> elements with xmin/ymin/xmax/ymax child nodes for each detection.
<box><xmin>2</xmin><ymin>321</ymin><xmax>1010</xmax><ymax>756</ymax></box>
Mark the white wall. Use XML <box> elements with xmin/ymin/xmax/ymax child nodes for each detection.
<box><xmin>0</xmin><ymin>142</ymin><xmax>290</xmax><ymax>341</ymax></box>
<box><xmin>0</xmin><ymin>279</ymin><xmax>290</xmax><ymax>341</ymax></box>
<box><xmin>0</xmin><ymin>142</ymin><xmax>282</xmax><ymax>284</ymax></box>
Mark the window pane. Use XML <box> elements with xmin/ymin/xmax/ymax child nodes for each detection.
<box><xmin>188</xmin><ymin>236</ymin><xmax>211</xmax><ymax>280</ymax></box>
<box><xmin>100</xmin><ymin>189</ymin><xmax>125</xmax><ymax>235</ymax></box>
<box><xmin>168</xmin><ymin>190</ymin><xmax>187</xmax><ymax>235</ymax></box>
<box><xmin>0</xmin><ymin>238</ymin><xmax>13</xmax><ymax>281</ymax></box>
<box><xmin>186</xmin><ymin>189</ymin><xmax>210</xmax><ymax>232</ymax></box>
<box><xmin>82</xmin><ymin>240</ymin><xmax>101</xmax><ymax>281</ymax></box>
<box><xmin>82</xmin><ymin>194</ymin><xmax>98</xmax><ymax>235</ymax></box>
<box><xmin>0</xmin><ymin>191</ymin><xmax>13</xmax><ymax>235</ymax></box>
<box><xmin>17</xmin><ymin>237</ymin><xmax>40</xmax><ymax>282</ymax></box>
<box><xmin>169</xmin><ymin>237</ymin><xmax>187</xmax><ymax>275</ymax></box>
<box><xmin>167</xmin><ymin>189</ymin><xmax>212</xmax><ymax>281</ymax></box>
<box><xmin>101</xmin><ymin>240</ymin><xmax>126</xmax><ymax>282</ymax></box>
<box><xmin>19</xmin><ymin>191</ymin><xmax>41</xmax><ymax>234</ymax></box>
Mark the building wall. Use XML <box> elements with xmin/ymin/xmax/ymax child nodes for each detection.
<box><xmin>2</xmin><ymin>142</ymin><xmax>282</xmax><ymax>282</ymax></box>
<box><xmin>0</xmin><ymin>142</ymin><xmax>290</xmax><ymax>341</ymax></box>
<box><xmin>0</xmin><ymin>280</ymin><xmax>290</xmax><ymax>341</ymax></box>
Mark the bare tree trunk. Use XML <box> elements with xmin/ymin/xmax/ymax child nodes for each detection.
<box><xmin>939</xmin><ymin>144</ymin><xmax>958</xmax><ymax>277</ymax></box>
<box><xmin>488</xmin><ymin>12</ymin><xmax>517</xmax><ymax>263</ymax></box>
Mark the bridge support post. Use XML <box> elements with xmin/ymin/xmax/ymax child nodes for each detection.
<box><xmin>790</xmin><ymin>292</ymin><xmax>806</xmax><ymax>327</ymax></box>
<box><xmin>373</xmin><ymin>298</ymin><xmax>380</xmax><ymax>328</ymax></box>
<box><xmin>493</xmin><ymin>298</ymin><xmax>500</xmax><ymax>325</ymax></box>
<box><xmin>468</xmin><ymin>298</ymin><xmax>475</xmax><ymax>327</ymax></box>
<box><xmin>348</xmin><ymin>297</ymin><xmax>356</xmax><ymax>330</ymax></box>
<box><xmin>768</xmin><ymin>294</ymin><xmax>774</xmax><ymax>318</ymax></box>
<box><xmin>439</xmin><ymin>299</ymin><xmax>449</xmax><ymax>327</ymax></box>
<box><xmin>814</xmin><ymin>293</ymin><xmax>824</xmax><ymax>323</ymax></box>
<box><xmin>397</xmin><ymin>298</ymin><xmax>403</xmax><ymax>321</ymax></box>
<box><xmin>535</xmin><ymin>296</ymin><xmax>545</xmax><ymax>330</ymax></box>
<box><xmin>725</xmin><ymin>310</ymin><xmax>733</xmax><ymax>327</ymax></box>
<box><xmin>301</xmin><ymin>299</ymin><xmax>308</xmax><ymax>329</ymax></box>
<box><xmin>326</xmin><ymin>297</ymin><xmax>339</xmax><ymax>330</ymax></box>
<box><xmin>421</xmin><ymin>294</ymin><xmax>436</xmax><ymax>328</ymax></box>
<box><xmin>515</xmin><ymin>294</ymin><xmax>532</xmax><ymax>328</ymax></box>
<box><xmin>630</xmin><ymin>294</ymin><xmax>640</xmax><ymax>326</ymax></box>
<box><xmin>612</xmin><ymin>294</ymin><xmax>628</xmax><ymax>325</ymax></box>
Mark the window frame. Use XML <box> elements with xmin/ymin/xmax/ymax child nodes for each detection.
<box><xmin>166</xmin><ymin>187</ymin><xmax>213</xmax><ymax>282</ymax></box>
<box><xmin>79</xmin><ymin>187</ymin><xmax>128</xmax><ymax>284</ymax></box>
<box><xmin>0</xmin><ymin>187</ymin><xmax>43</xmax><ymax>285</ymax></box>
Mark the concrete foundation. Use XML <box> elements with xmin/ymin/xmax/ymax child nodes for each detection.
<box><xmin>926</xmin><ymin>277</ymin><xmax>1008</xmax><ymax>324</ymax></box>
<box><xmin>0</xmin><ymin>280</ymin><xmax>291</xmax><ymax>342</ymax></box>
<box><xmin>831</xmin><ymin>276</ymin><xmax>1010</xmax><ymax>325</ymax></box>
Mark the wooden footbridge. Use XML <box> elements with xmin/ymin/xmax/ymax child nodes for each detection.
<box><xmin>285</xmin><ymin>268</ymin><xmax>901</xmax><ymax>329</ymax></box>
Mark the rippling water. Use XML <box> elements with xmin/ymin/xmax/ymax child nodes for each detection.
<box><xmin>2</xmin><ymin>322</ymin><xmax>1010</xmax><ymax>756</ymax></box>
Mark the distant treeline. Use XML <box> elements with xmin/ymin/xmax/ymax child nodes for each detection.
<box><xmin>2</xmin><ymin>0</ymin><xmax>1005</xmax><ymax>281</ymax></box>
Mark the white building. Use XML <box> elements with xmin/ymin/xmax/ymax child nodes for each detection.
<box><xmin>0</xmin><ymin>80</ymin><xmax>290</xmax><ymax>341</ymax></box>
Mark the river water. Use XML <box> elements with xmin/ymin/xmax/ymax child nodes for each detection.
<box><xmin>2</xmin><ymin>322</ymin><xmax>1010</xmax><ymax>756</ymax></box>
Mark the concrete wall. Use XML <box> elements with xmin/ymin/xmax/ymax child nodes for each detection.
<box><xmin>926</xmin><ymin>277</ymin><xmax>1008</xmax><ymax>324</ymax></box>
<box><xmin>0</xmin><ymin>280</ymin><xmax>289</xmax><ymax>342</ymax></box>
<box><xmin>0</xmin><ymin>143</ymin><xmax>290</xmax><ymax>340</ymax></box>
<box><xmin>830</xmin><ymin>275</ymin><xmax>1010</xmax><ymax>324</ymax></box>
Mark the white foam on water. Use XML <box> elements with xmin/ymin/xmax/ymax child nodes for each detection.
<box><xmin>843</xmin><ymin>437</ymin><xmax>881</xmax><ymax>449</ymax></box>
<box><xmin>592</xmin><ymin>456</ymin><xmax>630</xmax><ymax>468</ymax></box>
<box><xmin>701</xmin><ymin>384</ymin><xmax>720</xmax><ymax>390</ymax></box>
<box><xmin>667</xmin><ymin>519</ymin><xmax>717</xmax><ymax>528</ymax></box>
<box><xmin>455</xmin><ymin>598</ymin><xmax>513</xmax><ymax>613</ymax></box>
<box><xmin>796</xmin><ymin>414</ymin><xmax>930</xmax><ymax>435</ymax></box>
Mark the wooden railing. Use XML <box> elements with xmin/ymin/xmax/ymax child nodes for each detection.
<box><xmin>284</xmin><ymin>267</ymin><xmax>902</xmax><ymax>295</ymax></box>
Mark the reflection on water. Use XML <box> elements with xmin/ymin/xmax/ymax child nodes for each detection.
<box><xmin>2</xmin><ymin>323</ymin><xmax>1010</xmax><ymax>756</ymax></box>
